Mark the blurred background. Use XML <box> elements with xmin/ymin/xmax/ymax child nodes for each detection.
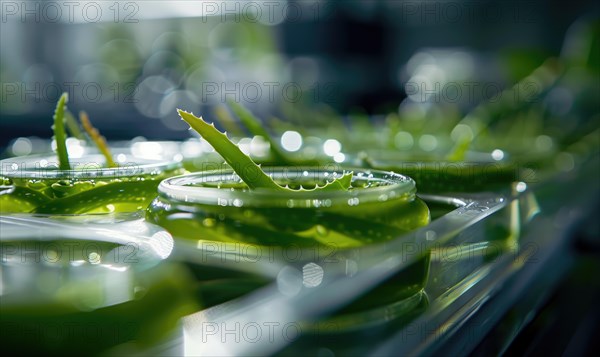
<box><xmin>1</xmin><ymin>0</ymin><xmax>598</xmax><ymax>149</ymax></box>
<box><xmin>1</xmin><ymin>1</ymin><xmax>599</xmax><ymax>355</ymax></box>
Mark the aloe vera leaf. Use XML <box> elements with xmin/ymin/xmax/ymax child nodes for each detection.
<box><xmin>0</xmin><ymin>186</ymin><xmax>52</xmax><ymax>213</ymax></box>
<box><xmin>32</xmin><ymin>179</ymin><xmax>159</xmax><ymax>214</ymax></box>
<box><xmin>79</xmin><ymin>111</ymin><xmax>117</xmax><ymax>168</ymax></box>
<box><xmin>201</xmin><ymin>218</ymin><xmax>326</xmax><ymax>247</ymax></box>
<box><xmin>53</xmin><ymin>93</ymin><xmax>70</xmax><ymax>170</ymax></box>
<box><xmin>64</xmin><ymin>110</ymin><xmax>86</xmax><ymax>140</ymax></box>
<box><xmin>197</xmin><ymin>206</ymin><xmax>408</xmax><ymax>248</ymax></box>
<box><xmin>316</xmin><ymin>171</ymin><xmax>353</xmax><ymax>191</ymax></box>
<box><xmin>179</xmin><ymin>109</ymin><xmax>282</xmax><ymax>190</ymax></box>
<box><xmin>178</xmin><ymin>109</ymin><xmax>353</xmax><ymax>192</ymax></box>
<box><xmin>227</xmin><ymin>100</ymin><xmax>289</xmax><ymax>163</ymax></box>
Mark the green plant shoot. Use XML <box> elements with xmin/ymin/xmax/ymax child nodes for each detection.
<box><xmin>80</xmin><ymin>111</ymin><xmax>117</xmax><ymax>168</ymax></box>
<box><xmin>178</xmin><ymin>109</ymin><xmax>352</xmax><ymax>192</ymax></box>
<box><xmin>53</xmin><ymin>93</ymin><xmax>70</xmax><ymax>170</ymax></box>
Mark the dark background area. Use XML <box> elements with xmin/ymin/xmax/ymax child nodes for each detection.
<box><xmin>0</xmin><ymin>1</ymin><xmax>599</xmax><ymax>355</ymax></box>
<box><xmin>1</xmin><ymin>0</ymin><xmax>598</xmax><ymax>148</ymax></box>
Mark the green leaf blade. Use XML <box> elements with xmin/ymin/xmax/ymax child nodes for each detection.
<box><xmin>53</xmin><ymin>93</ymin><xmax>70</xmax><ymax>170</ymax></box>
<box><xmin>178</xmin><ymin>109</ymin><xmax>282</xmax><ymax>190</ymax></box>
<box><xmin>178</xmin><ymin>109</ymin><xmax>353</xmax><ymax>193</ymax></box>
<box><xmin>307</xmin><ymin>171</ymin><xmax>353</xmax><ymax>192</ymax></box>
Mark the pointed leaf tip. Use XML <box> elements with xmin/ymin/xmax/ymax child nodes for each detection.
<box><xmin>176</xmin><ymin>108</ymin><xmax>353</xmax><ymax>193</ymax></box>
<box><xmin>53</xmin><ymin>92</ymin><xmax>71</xmax><ymax>170</ymax></box>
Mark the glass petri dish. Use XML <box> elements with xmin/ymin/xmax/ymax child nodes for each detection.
<box><xmin>346</xmin><ymin>149</ymin><xmax>522</xmax><ymax>193</ymax></box>
<box><xmin>0</xmin><ymin>215</ymin><xmax>198</xmax><ymax>355</ymax></box>
<box><xmin>148</xmin><ymin>167</ymin><xmax>429</xmax><ymax>248</ymax></box>
<box><xmin>146</xmin><ymin>166</ymin><xmax>431</xmax><ymax>327</ymax></box>
<box><xmin>0</xmin><ymin>149</ymin><xmax>185</xmax><ymax>214</ymax></box>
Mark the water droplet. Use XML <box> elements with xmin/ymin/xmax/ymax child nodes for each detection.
<box><xmin>316</xmin><ymin>225</ymin><xmax>328</xmax><ymax>237</ymax></box>
<box><xmin>202</xmin><ymin>218</ymin><xmax>216</xmax><ymax>227</ymax></box>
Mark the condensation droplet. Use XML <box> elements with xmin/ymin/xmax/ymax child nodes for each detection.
<box><xmin>202</xmin><ymin>218</ymin><xmax>216</xmax><ymax>227</ymax></box>
<box><xmin>316</xmin><ymin>225</ymin><xmax>328</xmax><ymax>237</ymax></box>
